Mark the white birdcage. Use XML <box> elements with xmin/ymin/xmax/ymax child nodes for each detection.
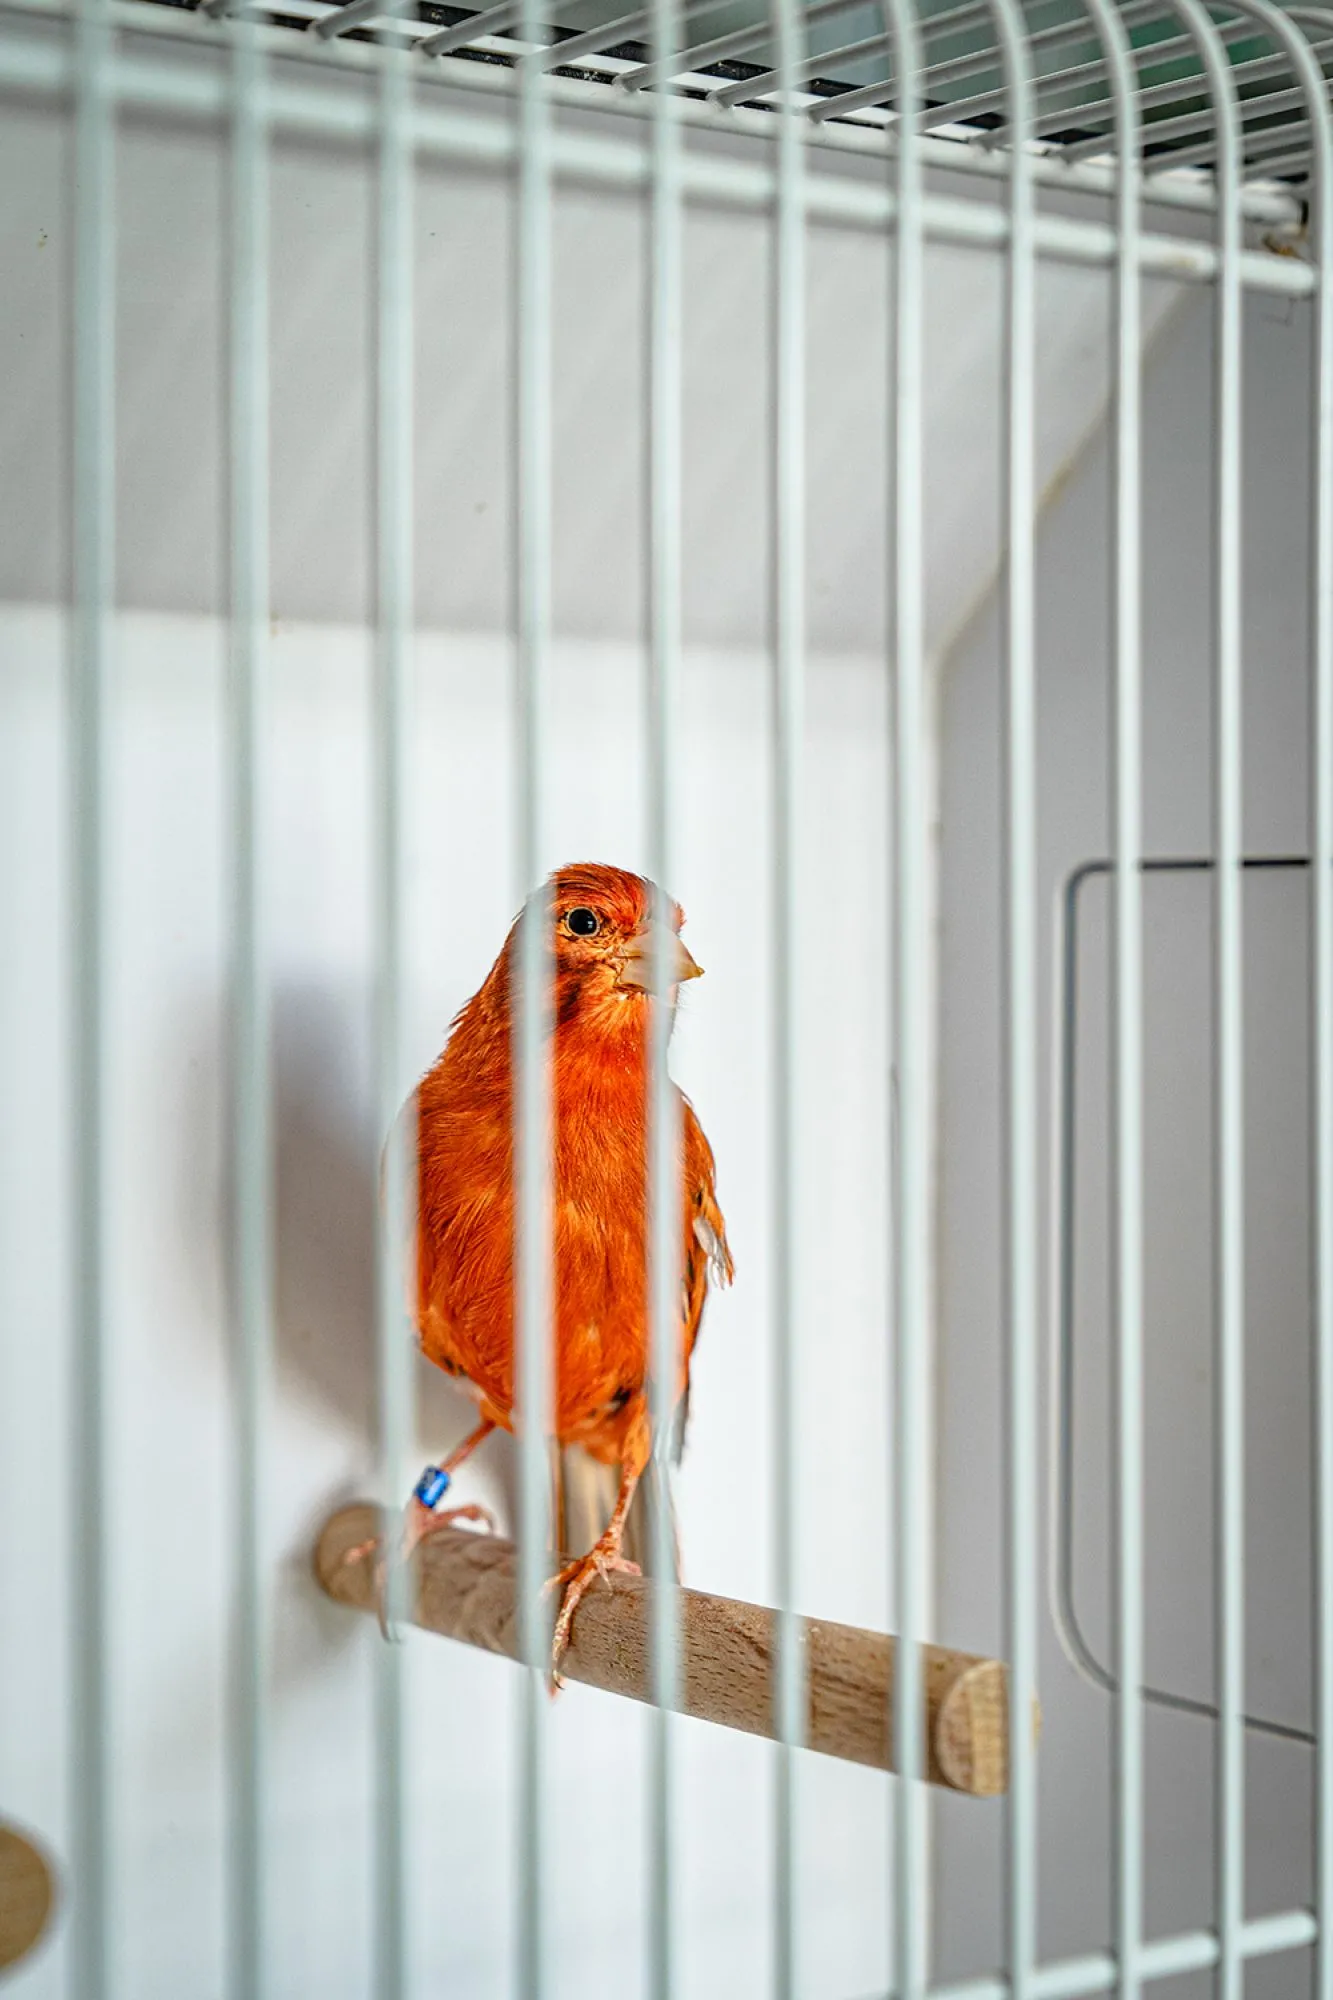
<box><xmin>0</xmin><ymin>0</ymin><xmax>1329</xmax><ymax>1994</ymax></box>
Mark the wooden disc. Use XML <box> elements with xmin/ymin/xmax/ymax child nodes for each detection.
<box><xmin>0</xmin><ymin>1823</ymin><xmax>56</xmax><ymax>1970</ymax></box>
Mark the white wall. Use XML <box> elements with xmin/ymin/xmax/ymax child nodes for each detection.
<box><xmin>2</xmin><ymin>611</ymin><xmax>900</xmax><ymax>1999</ymax></box>
<box><xmin>0</xmin><ymin>88</ymin><xmax>1181</xmax><ymax>652</ymax></box>
<box><xmin>934</xmin><ymin>284</ymin><xmax>1319</xmax><ymax>1996</ymax></box>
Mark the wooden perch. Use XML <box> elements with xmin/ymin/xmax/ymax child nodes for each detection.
<box><xmin>316</xmin><ymin>1504</ymin><xmax>1023</xmax><ymax>1797</ymax></box>
<box><xmin>0</xmin><ymin>1823</ymin><xmax>56</xmax><ymax>1972</ymax></box>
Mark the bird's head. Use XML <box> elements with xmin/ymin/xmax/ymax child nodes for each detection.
<box><xmin>508</xmin><ymin>862</ymin><xmax>702</xmax><ymax>1035</ymax></box>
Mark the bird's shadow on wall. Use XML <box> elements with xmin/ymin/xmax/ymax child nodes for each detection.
<box><xmin>265</xmin><ymin>982</ymin><xmax>518</xmax><ymax>1686</ymax></box>
<box><xmin>268</xmin><ymin>980</ymin><xmax>378</xmax><ymax>1442</ymax></box>
<box><xmin>169</xmin><ymin>977</ymin><xmax>518</xmax><ymax>1734</ymax></box>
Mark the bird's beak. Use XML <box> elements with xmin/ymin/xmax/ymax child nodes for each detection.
<box><xmin>618</xmin><ymin>923</ymin><xmax>703</xmax><ymax>992</ymax></box>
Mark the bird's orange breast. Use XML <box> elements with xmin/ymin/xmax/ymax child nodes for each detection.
<box><xmin>414</xmin><ymin>1051</ymin><xmax>679</xmax><ymax>1461</ymax></box>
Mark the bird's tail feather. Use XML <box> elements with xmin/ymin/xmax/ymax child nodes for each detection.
<box><xmin>551</xmin><ymin>1443</ymin><xmax>680</xmax><ymax>1580</ymax></box>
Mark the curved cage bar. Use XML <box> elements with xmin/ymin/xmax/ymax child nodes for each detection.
<box><xmin>14</xmin><ymin>0</ymin><xmax>1326</xmax><ymax>193</ymax></box>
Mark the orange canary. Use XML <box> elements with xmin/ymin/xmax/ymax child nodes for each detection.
<box><xmin>391</xmin><ymin>861</ymin><xmax>732</xmax><ymax>1677</ymax></box>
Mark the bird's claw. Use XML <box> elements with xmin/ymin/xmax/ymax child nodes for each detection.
<box><xmin>339</xmin><ymin>1501</ymin><xmax>498</xmax><ymax>1639</ymax></box>
<box><xmin>549</xmin><ymin>1547</ymin><xmax>641</xmax><ymax>1592</ymax></box>
<box><xmin>544</xmin><ymin>1540</ymin><xmax>641</xmax><ymax>1692</ymax></box>
<box><xmin>419</xmin><ymin>1501</ymin><xmax>499</xmax><ymax>1542</ymax></box>
<box><xmin>333</xmin><ymin>1538</ymin><xmax>401</xmax><ymax>1640</ymax></box>
<box><xmin>336</xmin><ymin>1534</ymin><xmax>399</xmax><ymax>1638</ymax></box>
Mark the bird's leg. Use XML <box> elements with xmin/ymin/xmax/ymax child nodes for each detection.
<box><xmin>400</xmin><ymin>1417</ymin><xmax>501</xmax><ymax>1557</ymax></box>
<box><xmin>546</xmin><ymin>1458</ymin><xmax>644</xmax><ymax>1690</ymax></box>
<box><xmin>342</xmin><ymin>1417</ymin><xmax>499</xmax><ymax>1633</ymax></box>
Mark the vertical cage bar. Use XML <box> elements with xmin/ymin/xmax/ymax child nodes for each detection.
<box><xmin>372</xmin><ymin>27</ymin><xmax>415</xmax><ymax>2000</ymax></box>
<box><xmin>1185</xmin><ymin>15</ymin><xmax>1244</xmax><ymax>1997</ymax></box>
<box><xmin>1316</xmin><ymin>87</ymin><xmax>1333</xmax><ymax>2000</ymax></box>
<box><xmin>991</xmin><ymin>2</ymin><xmax>1036</xmax><ymax>1997</ymax></box>
<box><xmin>1132</xmin><ymin>0</ymin><xmax>1245</xmax><ymax>1975</ymax></box>
<box><xmin>515</xmin><ymin>5</ymin><xmax>554</xmax><ymax>1994</ymax></box>
<box><xmin>226</xmin><ymin>17</ymin><xmax>271</xmax><ymax>2000</ymax></box>
<box><xmin>70</xmin><ymin>0</ymin><xmax>114</xmax><ymax>1993</ymax></box>
<box><xmin>1213</xmin><ymin>117</ymin><xmax>1246</xmax><ymax>2000</ymax></box>
<box><xmin>1246</xmin><ymin>34</ymin><xmax>1333</xmax><ymax>2000</ymax></box>
<box><xmin>1086</xmin><ymin>12</ymin><xmax>1144</xmax><ymax>2000</ymax></box>
<box><xmin>1274</xmin><ymin>15</ymin><xmax>1333</xmax><ymax>2000</ymax></box>
<box><xmin>1156</xmin><ymin>22</ymin><xmax>1330</xmax><ymax>1991</ymax></box>
<box><xmin>886</xmin><ymin>2</ymin><xmax>928</xmax><ymax>1996</ymax></box>
<box><xmin>646</xmin><ymin>0</ymin><xmax>682</xmax><ymax>1984</ymax></box>
<box><xmin>770</xmin><ymin>0</ymin><xmax>806</xmax><ymax>1990</ymax></box>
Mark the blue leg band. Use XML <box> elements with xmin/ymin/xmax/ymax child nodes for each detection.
<box><xmin>414</xmin><ymin>1465</ymin><xmax>452</xmax><ymax>1510</ymax></box>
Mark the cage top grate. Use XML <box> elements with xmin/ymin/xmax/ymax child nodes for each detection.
<box><xmin>143</xmin><ymin>0</ymin><xmax>1330</xmax><ymax>191</ymax></box>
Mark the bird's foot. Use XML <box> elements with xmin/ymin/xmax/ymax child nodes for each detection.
<box><xmin>339</xmin><ymin>1477</ymin><xmax>498</xmax><ymax>1637</ymax></box>
<box><xmin>545</xmin><ymin>1534</ymin><xmax>641</xmax><ymax>1692</ymax></box>
<box><xmin>416</xmin><ymin>1500</ymin><xmax>498</xmax><ymax>1542</ymax></box>
<box><xmin>336</xmin><ymin>1532</ymin><xmax>402</xmax><ymax>1640</ymax></box>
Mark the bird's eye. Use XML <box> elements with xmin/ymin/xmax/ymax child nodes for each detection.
<box><xmin>566</xmin><ymin>907</ymin><xmax>600</xmax><ymax>937</ymax></box>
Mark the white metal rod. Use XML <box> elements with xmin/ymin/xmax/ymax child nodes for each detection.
<box><xmin>619</xmin><ymin>7</ymin><xmax>778</xmax><ymax>89</ymax></box>
<box><xmin>769</xmin><ymin>0</ymin><xmax>806</xmax><ymax>1989</ymax></box>
<box><xmin>708</xmin><ymin>25</ymin><xmax>885</xmax><ymax>110</ymax></box>
<box><xmin>1138</xmin><ymin>120</ymin><xmax>1307</xmax><ymax>174</ymax></box>
<box><xmin>225</xmin><ymin>16</ymin><xmax>272</xmax><ymax>2000</ymax></box>
<box><xmin>1070</xmin><ymin>13</ymin><xmax>1145</xmax><ymax>2000</ymax></box>
<box><xmin>887</xmin><ymin>3</ymin><xmax>928</xmax><ymax>1998</ymax></box>
<box><xmin>991</xmin><ymin>0</ymin><xmax>1036</xmax><ymax>1996</ymax></box>
<box><xmin>0</xmin><ymin>0</ymin><xmax>1306</xmax><ymax>226</ymax></box>
<box><xmin>1313</xmin><ymin>33</ymin><xmax>1333</xmax><ymax>2000</ymax></box>
<box><xmin>1069</xmin><ymin>11</ymin><xmax>1259</xmax><ymax>1998</ymax></box>
<box><xmin>709</xmin><ymin>0</ymin><xmax>1167</xmax><ymax>117</ymax></box>
<box><xmin>515</xmin><ymin>0</ymin><xmax>554</xmax><ymax>1981</ymax></box>
<box><xmin>940</xmin><ymin>2</ymin><xmax>1253</xmax><ymax>136</ymax></box>
<box><xmin>1152</xmin><ymin>38</ymin><xmax>1333</xmax><ymax>2000</ymax></box>
<box><xmin>920</xmin><ymin>0</ymin><xmax>1171</xmax><ymax>104</ymax></box>
<box><xmin>371</xmin><ymin>26</ymin><xmax>415</xmax><ymax>2000</ymax></box>
<box><xmin>976</xmin><ymin>17</ymin><xmax>1280</xmax><ymax>145</ymax></box>
<box><xmin>681</xmin><ymin>0</ymin><xmax>990</xmax><ymax>102</ymax></box>
<box><xmin>1256</xmin><ymin>24</ymin><xmax>1333</xmax><ymax>2000</ymax></box>
<box><xmin>1021</xmin><ymin>23</ymin><xmax>1302</xmax><ymax>145</ymax></box>
<box><xmin>1062</xmin><ymin>81</ymin><xmax>1315</xmax><ymax>165</ymax></box>
<box><xmin>927</xmin><ymin>1907</ymin><xmax>1321</xmax><ymax>2000</ymax></box>
<box><xmin>629</xmin><ymin>0</ymin><xmax>979</xmax><ymax>92</ymax></box>
<box><xmin>704</xmin><ymin>0</ymin><xmax>944</xmax><ymax>110</ymax></box>
<box><xmin>1235</xmin><ymin>141</ymin><xmax>1314</xmax><ymax>177</ymax></box>
<box><xmin>800</xmin><ymin>0</ymin><xmax>1024</xmax><ymax>126</ymax></box>
<box><xmin>915</xmin><ymin>27</ymin><xmax>1209</xmax><ymax>137</ymax></box>
<box><xmin>1111</xmin><ymin>43</ymin><xmax>1145</xmax><ymax>2000</ymax></box>
<box><xmin>309</xmin><ymin>0</ymin><xmax>410</xmax><ymax>40</ymax></box>
<box><xmin>70</xmin><ymin>0</ymin><xmax>114</xmax><ymax>1992</ymax></box>
<box><xmin>805</xmin><ymin>53</ymin><xmax>895</xmax><ymax>117</ymax></box>
<box><xmin>86</xmin><ymin>44</ymin><xmax>1312</xmax><ymax>286</ymax></box>
<box><xmin>527</xmin><ymin>0</ymin><xmax>732</xmax><ymax>73</ymax></box>
<box><xmin>804</xmin><ymin>0</ymin><xmax>1033</xmax><ymax>124</ymax></box>
<box><xmin>1070</xmin><ymin>125</ymin><xmax>1295</xmax><ymax>173</ymax></box>
<box><xmin>417</xmin><ymin>0</ymin><xmax>518</xmax><ymax>59</ymax></box>
<box><xmin>1088</xmin><ymin>3</ymin><xmax>1259</xmax><ymax>1988</ymax></box>
<box><xmin>524</xmin><ymin>1</ymin><xmax>635</xmax><ymax>65</ymax></box>
<box><xmin>1160</xmin><ymin>12</ymin><xmax>1244</xmax><ymax>2000</ymax></box>
<box><xmin>645</xmin><ymin>0</ymin><xmax>683</xmax><ymax>1983</ymax></box>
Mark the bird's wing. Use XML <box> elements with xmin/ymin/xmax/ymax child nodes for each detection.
<box><xmin>555</xmin><ymin>1100</ymin><xmax>731</xmax><ymax>1580</ymax></box>
<box><xmin>672</xmin><ymin>1096</ymin><xmax>733</xmax><ymax>1468</ymax></box>
<box><xmin>680</xmin><ymin>1095</ymin><xmax>733</xmax><ymax>1360</ymax></box>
